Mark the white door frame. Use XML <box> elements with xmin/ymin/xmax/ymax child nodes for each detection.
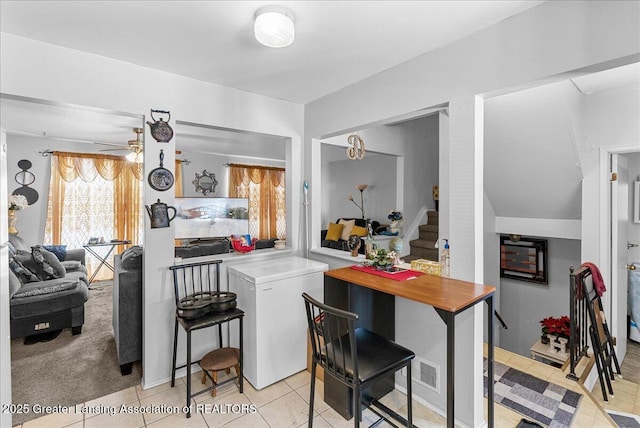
<box><xmin>600</xmin><ymin>146</ymin><xmax>638</xmax><ymax>357</ymax></box>
<box><xmin>1</xmin><ymin>128</ymin><xmax>12</xmax><ymax>428</ymax></box>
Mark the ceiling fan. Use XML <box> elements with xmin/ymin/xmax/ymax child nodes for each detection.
<box><xmin>99</xmin><ymin>127</ymin><xmax>144</xmax><ymax>163</ymax></box>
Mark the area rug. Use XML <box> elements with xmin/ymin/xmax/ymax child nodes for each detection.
<box><xmin>483</xmin><ymin>359</ymin><xmax>582</xmax><ymax>428</ymax></box>
<box><xmin>10</xmin><ymin>281</ymin><xmax>141</xmax><ymax>426</ymax></box>
<box><xmin>608</xmin><ymin>410</ymin><xmax>640</xmax><ymax>428</ymax></box>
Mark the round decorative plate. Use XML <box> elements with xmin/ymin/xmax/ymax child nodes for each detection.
<box><xmin>148</xmin><ymin>167</ymin><xmax>174</xmax><ymax>191</ymax></box>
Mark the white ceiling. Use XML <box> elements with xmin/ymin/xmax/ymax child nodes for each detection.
<box><xmin>0</xmin><ymin>0</ymin><xmax>545</xmax><ymax>104</ymax></box>
<box><xmin>1</xmin><ymin>1</ymin><xmax>636</xmax><ymax>161</ymax></box>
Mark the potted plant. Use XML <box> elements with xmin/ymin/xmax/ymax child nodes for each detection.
<box><xmin>8</xmin><ymin>194</ymin><xmax>28</xmax><ymax>234</ymax></box>
<box><xmin>540</xmin><ymin>315</ymin><xmax>570</xmax><ymax>349</ymax></box>
<box><xmin>366</xmin><ymin>248</ymin><xmax>397</xmax><ymax>271</ymax></box>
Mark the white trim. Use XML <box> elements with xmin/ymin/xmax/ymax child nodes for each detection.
<box><xmin>495</xmin><ymin>217</ymin><xmax>581</xmax><ymax>240</ymax></box>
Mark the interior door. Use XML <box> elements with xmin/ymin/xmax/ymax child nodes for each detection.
<box><xmin>0</xmin><ymin>128</ymin><xmax>13</xmax><ymax>428</ymax></box>
<box><xmin>611</xmin><ymin>153</ymin><xmax>628</xmax><ymax>361</ymax></box>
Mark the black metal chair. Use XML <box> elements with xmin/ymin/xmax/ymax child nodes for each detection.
<box><xmin>170</xmin><ymin>260</ymin><xmax>244</xmax><ymax>418</ymax></box>
<box><xmin>578</xmin><ymin>265</ymin><xmax>622</xmax><ymax>402</ymax></box>
<box><xmin>303</xmin><ymin>292</ymin><xmax>415</xmax><ymax>427</ymax></box>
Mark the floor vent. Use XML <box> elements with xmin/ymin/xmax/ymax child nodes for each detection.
<box><xmin>412</xmin><ymin>357</ymin><xmax>440</xmax><ymax>393</ymax></box>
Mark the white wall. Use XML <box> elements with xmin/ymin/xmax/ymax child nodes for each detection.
<box><xmin>483</xmin><ymin>193</ymin><xmax>500</xmax><ymax>345</ymax></box>
<box><xmin>484</xmin><ymin>81</ymin><xmax>583</xmax><ymax>220</ymax></box>
<box><xmin>305</xmin><ymin>2</ymin><xmax>640</xmax><ymax>425</ymax></box>
<box><xmin>322</xmin><ymin>154</ymin><xmax>396</xmax><ymax>226</ymax></box>
<box><xmin>179</xmin><ymin>151</ymin><xmax>285</xmax><ymax>198</ymax></box>
<box><xmin>581</xmin><ymin>82</ymin><xmax>640</xmax><ymax>265</ymax></box>
<box><xmin>0</xmin><ymin>33</ymin><xmax>304</xmax><ymax>389</ymax></box>
<box><xmin>320</xmin><ymin>115</ymin><xmax>439</xmax><ymax>233</ymax></box>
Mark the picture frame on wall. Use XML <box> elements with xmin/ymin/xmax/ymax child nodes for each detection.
<box><xmin>500</xmin><ymin>235</ymin><xmax>548</xmax><ymax>284</ymax></box>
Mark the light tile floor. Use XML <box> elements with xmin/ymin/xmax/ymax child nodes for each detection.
<box><xmin>15</xmin><ymin>347</ymin><xmax>631</xmax><ymax>428</ymax></box>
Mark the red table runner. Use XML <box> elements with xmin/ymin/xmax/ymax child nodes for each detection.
<box><xmin>350</xmin><ymin>265</ymin><xmax>424</xmax><ymax>281</ymax></box>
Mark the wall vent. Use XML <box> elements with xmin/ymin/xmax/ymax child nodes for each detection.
<box><xmin>412</xmin><ymin>357</ymin><xmax>440</xmax><ymax>393</ymax></box>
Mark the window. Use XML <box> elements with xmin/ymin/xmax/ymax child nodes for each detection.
<box><xmin>44</xmin><ymin>152</ymin><xmax>143</xmax><ymax>280</ymax></box>
<box><xmin>228</xmin><ymin>163</ymin><xmax>285</xmax><ymax>240</ymax></box>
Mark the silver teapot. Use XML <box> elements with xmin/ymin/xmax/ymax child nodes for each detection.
<box><xmin>146</xmin><ymin>109</ymin><xmax>174</xmax><ymax>142</ymax></box>
<box><xmin>145</xmin><ymin>199</ymin><xmax>176</xmax><ymax>228</ymax></box>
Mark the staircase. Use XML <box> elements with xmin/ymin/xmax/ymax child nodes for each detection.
<box><xmin>404</xmin><ymin>210</ymin><xmax>438</xmax><ymax>263</ymax></box>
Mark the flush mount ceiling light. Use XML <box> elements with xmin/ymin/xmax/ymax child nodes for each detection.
<box><xmin>254</xmin><ymin>6</ymin><xmax>295</xmax><ymax>48</ymax></box>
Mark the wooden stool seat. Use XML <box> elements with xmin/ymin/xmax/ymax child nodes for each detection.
<box><xmin>200</xmin><ymin>347</ymin><xmax>240</xmax><ymax>397</ymax></box>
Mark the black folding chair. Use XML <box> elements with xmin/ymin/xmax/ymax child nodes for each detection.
<box><xmin>579</xmin><ymin>266</ymin><xmax>622</xmax><ymax>402</ymax></box>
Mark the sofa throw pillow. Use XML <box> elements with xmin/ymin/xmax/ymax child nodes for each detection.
<box><xmin>325</xmin><ymin>223</ymin><xmax>344</xmax><ymax>241</ymax></box>
<box><xmin>8</xmin><ymin>270</ymin><xmax>22</xmax><ymax>298</ymax></box>
<box><xmin>15</xmin><ymin>247</ymin><xmax>66</xmax><ymax>281</ymax></box>
<box><xmin>33</xmin><ymin>246</ymin><xmax>66</xmax><ymax>280</ymax></box>
<box><xmin>42</xmin><ymin>245</ymin><xmax>67</xmax><ymax>262</ymax></box>
<box><xmin>121</xmin><ymin>245</ymin><xmax>143</xmax><ymax>271</ymax></box>
<box><xmin>338</xmin><ymin>219</ymin><xmax>356</xmax><ymax>241</ymax></box>
<box><xmin>9</xmin><ymin>258</ymin><xmax>39</xmax><ymax>284</ymax></box>
<box><xmin>33</xmin><ymin>246</ymin><xmax>66</xmax><ymax>279</ymax></box>
<box><xmin>350</xmin><ymin>225</ymin><xmax>369</xmax><ymax>237</ymax></box>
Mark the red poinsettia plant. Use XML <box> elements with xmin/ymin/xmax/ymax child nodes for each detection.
<box><xmin>540</xmin><ymin>315</ymin><xmax>571</xmax><ymax>339</ymax></box>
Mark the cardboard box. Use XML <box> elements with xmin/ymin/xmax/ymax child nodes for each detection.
<box><xmin>307</xmin><ymin>336</ymin><xmax>324</xmax><ymax>381</ymax></box>
<box><xmin>410</xmin><ymin>259</ymin><xmax>442</xmax><ymax>276</ymax></box>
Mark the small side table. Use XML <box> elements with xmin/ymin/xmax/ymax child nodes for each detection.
<box><xmin>530</xmin><ymin>339</ymin><xmax>569</xmax><ymax>367</ymax></box>
<box><xmin>83</xmin><ymin>240</ymin><xmax>130</xmax><ymax>284</ymax></box>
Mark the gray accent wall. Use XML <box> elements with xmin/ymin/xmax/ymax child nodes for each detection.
<box><xmin>499</xmin><ymin>237</ymin><xmax>581</xmax><ymax>357</ymax></box>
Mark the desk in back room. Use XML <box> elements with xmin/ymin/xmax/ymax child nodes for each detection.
<box><xmin>323</xmin><ymin>266</ymin><xmax>496</xmax><ymax>428</ymax></box>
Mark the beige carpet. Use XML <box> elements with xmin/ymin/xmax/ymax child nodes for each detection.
<box><xmin>10</xmin><ymin>281</ymin><xmax>141</xmax><ymax>426</ymax></box>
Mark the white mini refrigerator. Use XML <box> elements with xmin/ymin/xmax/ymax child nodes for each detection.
<box><xmin>228</xmin><ymin>256</ymin><xmax>328</xmax><ymax>389</ymax></box>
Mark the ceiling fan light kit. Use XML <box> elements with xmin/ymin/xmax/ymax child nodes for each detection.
<box><xmin>99</xmin><ymin>127</ymin><xmax>144</xmax><ymax>163</ymax></box>
<box><xmin>254</xmin><ymin>6</ymin><xmax>295</xmax><ymax>48</ymax></box>
<box><xmin>125</xmin><ymin>150</ymin><xmax>143</xmax><ymax>163</ymax></box>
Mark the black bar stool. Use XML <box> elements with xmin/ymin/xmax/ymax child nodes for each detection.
<box><xmin>170</xmin><ymin>260</ymin><xmax>244</xmax><ymax>418</ymax></box>
<box><xmin>303</xmin><ymin>292</ymin><xmax>415</xmax><ymax>427</ymax></box>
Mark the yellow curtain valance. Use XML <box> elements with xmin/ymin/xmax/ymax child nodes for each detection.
<box><xmin>52</xmin><ymin>151</ymin><xmax>143</xmax><ymax>182</ymax></box>
<box><xmin>228</xmin><ymin>163</ymin><xmax>284</xmax><ymax>189</ymax></box>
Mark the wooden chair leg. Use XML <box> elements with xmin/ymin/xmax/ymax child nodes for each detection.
<box><xmin>226</xmin><ymin>367</ymin><xmax>231</xmax><ymax>375</ymax></box>
<box><xmin>201</xmin><ymin>371</ymin><xmax>207</xmax><ymax>385</ymax></box>
<box><xmin>211</xmin><ymin>371</ymin><xmax>218</xmax><ymax>397</ymax></box>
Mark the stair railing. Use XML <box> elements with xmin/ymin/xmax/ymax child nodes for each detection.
<box><xmin>567</xmin><ymin>265</ymin><xmax>591</xmax><ymax>381</ymax></box>
<box><xmin>400</xmin><ymin>206</ymin><xmax>430</xmax><ymax>257</ymax></box>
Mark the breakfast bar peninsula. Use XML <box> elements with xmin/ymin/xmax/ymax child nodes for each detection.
<box><xmin>323</xmin><ymin>266</ymin><xmax>496</xmax><ymax>428</ymax></box>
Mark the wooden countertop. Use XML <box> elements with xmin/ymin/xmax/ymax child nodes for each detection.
<box><xmin>325</xmin><ymin>266</ymin><xmax>495</xmax><ymax>314</ymax></box>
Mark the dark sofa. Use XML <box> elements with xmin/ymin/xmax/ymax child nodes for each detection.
<box><xmin>113</xmin><ymin>246</ymin><xmax>143</xmax><ymax>375</ymax></box>
<box><xmin>320</xmin><ymin>218</ymin><xmax>380</xmax><ymax>254</ymax></box>
<box><xmin>8</xmin><ymin>235</ymin><xmax>89</xmax><ymax>339</ymax></box>
<box><xmin>175</xmin><ymin>238</ymin><xmax>276</xmax><ymax>258</ymax></box>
